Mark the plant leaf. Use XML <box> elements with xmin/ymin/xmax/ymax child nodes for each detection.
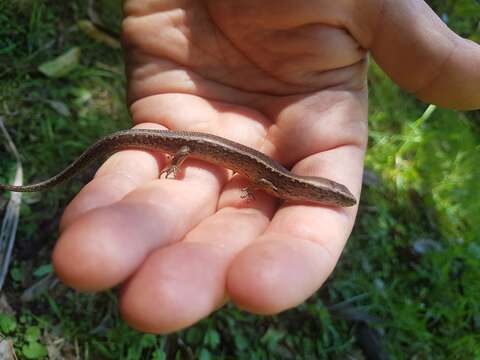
<box><xmin>38</xmin><ymin>48</ymin><xmax>81</xmax><ymax>78</ymax></box>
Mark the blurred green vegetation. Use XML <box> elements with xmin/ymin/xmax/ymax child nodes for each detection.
<box><xmin>0</xmin><ymin>0</ymin><xmax>479</xmax><ymax>359</ymax></box>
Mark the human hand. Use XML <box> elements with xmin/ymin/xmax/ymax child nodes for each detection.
<box><xmin>52</xmin><ymin>0</ymin><xmax>480</xmax><ymax>333</ymax></box>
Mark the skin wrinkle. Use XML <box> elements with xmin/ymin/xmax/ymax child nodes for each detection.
<box><xmin>204</xmin><ymin>4</ymin><xmax>320</xmax><ymax>91</ymax></box>
<box><xmin>96</xmin><ymin>165</ymin><xmax>157</xmax><ymax>187</ymax></box>
<box><xmin>307</xmin><ymin>108</ymin><xmax>369</xmax><ymax>152</ymax></box>
<box><xmin>207</xmin><ymin>1</ymin><xmax>349</xmax><ymax>31</ymax></box>
<box><xmin>272</xmin><ymin>234</ymin><xmax>337</xmax><ymax>272</ymax></box>
<box><xmin>293</xmin><ymin>144</ymin><xmax>364</xmax><ymax>181</ymax></box>
<box><xmin>299</xmin><ymin>88</ymin><xmax>362</xmax><ymax>123</ymax></box>
<box><xmin>275</xmin><ymin>87</ymin><xmax>361</xmax><ymax>120</ymax></box>
<box><xmin>124</xmin><ymin>174</ymin><xmax>217</xmax><ymax>213</ymax></box>
<box><xmin>157</xmin><ymin>171</ymin><xmax>223</xmax><ymax>199</ymax></box>
<box><xmin>366</xmin><ymin>0</ymin><xmax>387</xmax><ymax>49</ymax></box>
<box><xmin>254</xmin><ymin>25</ymin><xmax>363</xmax><ymax>73</ymax></box>
<box><xmin>94</xmin><ymin>172</ymin><xmax>143</xmax><ymax>195</ymax></box>
<box><xmin>127</xmin><ymin>57</ymin><xmax>290</xmax><ymax>104</ymax></box>
<box><xmin>122</xmin><ymin>14</ymin><xmax>188</xmax><ymax>63</ymax></box>
<box><xmin>274</xmin><ymin>206</ymin><xmax>352</xmax><ymax>250</ymax></box>
<box><xmin>268</xmin><ymin>91</ymin><xmax>367</xmax><ymax>165</ymax></box>
<box><xmin>188</xmin><ymin>207</ymin><xmax>272</xmax><ymax>248</ymax></box>
<box><xmin>199</xmin><ymin>4</ymin><xmax>232</xmax><ymax>79</ymax></box>
<box><xmin>122</xmin><ymin>199</ymin><xmax>187</xmax><ymax>245</ymax></box>
<box><xmin>302</xmin><ymin>58</ymin><xmax>369</xmax><ymax>91</ymax></box>
<box><xmin>256</xmin><ymin>131</ymin><xmax>276</xmax><ymax>167</ymax></box>
<box><xmin>125</xmin><ymin>201</ymin><xmax>183</xmax><ymax>245</ymax></box>
<box><xmin>179</xmin><ymin>19</ymin><xmax>235</xmax><ymax>75</ymax></box>
<box><xmin>124</xmin><ymin>0</ymin><xmax>185</xmax><ymax>16</ymax></box>
<box><xmin>291</xmin><ymin>141</ymin><xmax>363</xmax><ymax>175</ymax></box>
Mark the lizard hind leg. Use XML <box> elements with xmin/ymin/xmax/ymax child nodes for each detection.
<box><xmin>241</xmin><ymin>178</ymin><xmax>280</xmax><ymax>202</ymax></box>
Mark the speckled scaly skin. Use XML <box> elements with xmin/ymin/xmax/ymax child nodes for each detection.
<box><xmin>0</xmin><ymin>129</ymin><xmax>357</xmax><ymax>207</ymax></box>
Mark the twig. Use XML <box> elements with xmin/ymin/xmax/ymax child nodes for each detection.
<box><xmin>0</xmin><ymin>117</ymin><xmax>23</xmax><ymax>291</ymax></box>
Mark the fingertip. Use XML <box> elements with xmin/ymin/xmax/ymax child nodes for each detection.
<box><xmin>53</xmin><ymin>220</ymin><xmax>126</xmax><ymax>291</ymax></box>
<box><xmin>227</xmin><ymin>237</ymin><xmax>334</xmax><ymax>314</ymax></box>
<box><xmin>119</xmin><ymin>243</ymin><xmax>226</xmax><ymax>333</ymax></box>
<box><xmin>119</xmin><ymin>277</ymin><xmax>190</xmax><ymax>334</ymax></box>
<box><xmin>53</xmin><ymin>203</ymin><xmax>163</xmax><ymax>291</ymax></box>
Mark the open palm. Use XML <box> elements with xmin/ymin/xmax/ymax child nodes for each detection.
<box><xmin>52</xmin><ymin>0</ymin><xmax>480</xmax><ymax>333</ymax></box>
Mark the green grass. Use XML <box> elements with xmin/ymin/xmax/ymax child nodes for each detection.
<box><xmin>0</xmin><ymin>0</ymin><xmax>479</xmax><ymax>359</ymax></box>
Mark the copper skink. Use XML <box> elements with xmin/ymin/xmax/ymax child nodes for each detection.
<box><xmin>0</xmin><ymin>129</ymin><xmax>357</xmax><ymax>207</ymax></box>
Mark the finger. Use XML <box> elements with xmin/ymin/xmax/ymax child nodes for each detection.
<box><xmin>227</xmin><ymin>145</ymin><xmax>362</xmax><ymax>313</ymax></box>
<box><xmin>53</xmin><ymin>160</ymin><xmax>226</xmax><ymax>291</ymax></box>
<box><xmin>227</xmin><ymin>91</ymin><xmax>366</xmax><ymax>313</ymax></box>
<box><xmin>369</xmin><ymin>0</ymin><xmax>480</xmax><ymax>109</ymax></box>
<box><xmin>120</xmin><ymin>194</ymin><xmax>274</xmax><ymax>333</ymax></box>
